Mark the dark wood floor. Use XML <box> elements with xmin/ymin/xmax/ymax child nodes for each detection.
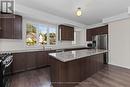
<box><xmin>9</xmin><ymin>67</ymin><xmax>52</xmax><ymax>87</ymax></box>
<box><xmin>9</xmin><ymin>65</ymin><xmax>130</xmax><ymax>87</ymax></box>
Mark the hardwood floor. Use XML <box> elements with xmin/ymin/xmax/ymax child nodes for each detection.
<box><xmin>76</xmin><ymin>65</ymin><xmax>130</xmax><ymax>87</ymax></box>
<box><xmin>9</xmin><ymin>65</ymin><xmax>130</xmax><ymax>87</ymax></box>
<box><xmin>9</xmin><ymin>67</ymin><xmax>52</xmax><ymax>87</ymax></box>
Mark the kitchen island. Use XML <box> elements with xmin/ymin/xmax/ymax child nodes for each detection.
<box><xmin>49</xmin><ymin>49</ymin><xmax>107</xmax><ymax>87</ymax></box>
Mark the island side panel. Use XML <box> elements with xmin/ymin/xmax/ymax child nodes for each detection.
<box><xmin>49</xmin><ymin>56</ymin><xmax>68</xmax><ymax>87</ymax></box>
<box><xmin>49</xmin><ymin>53</ymin><xmax>105</xmax><ymax>87</ymax></box>
<box><xmin>66</xmin><ymin>58</ymin><xmax>81</xmax><ymax>86</ymax></box>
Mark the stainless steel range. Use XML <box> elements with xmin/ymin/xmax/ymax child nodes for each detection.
<box><xmin>0</xmin><ymin>53</ymin><xmax>13</xmax><ymax>87</ymax></box>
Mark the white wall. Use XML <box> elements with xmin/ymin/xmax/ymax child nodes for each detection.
<box><xmin>0</xmin><ymin>19</ymin><xmax>42</xmax><ymax>51</ymax></box>
<box><xmin>0</xmin><ymin>18</ymin><xmax>86</xmax><ymax>51</ymax></box>
<box><xmin>109</xmin><ymin>18</ymin><xmax>130</xmax><ymax>69</ymax></box>
<box><xmin>0</xmin><ymin>3</ymin><xmax>88</xmax><ymax>51</ymax></box>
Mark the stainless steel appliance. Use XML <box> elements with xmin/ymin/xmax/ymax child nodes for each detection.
<box><xmin>92</xmin><ymin>34</ymin><xmax>108</xmax><ymax>50</ymax></box>
<box><xmin>0</xmin><ymin>53</ymin><xmax>13</xmax><ymax>87</ymax></box>
<box><xmin>92</xmin><ymin>34</ymin><xmax>108</xmax><ymax>64</ymax></box>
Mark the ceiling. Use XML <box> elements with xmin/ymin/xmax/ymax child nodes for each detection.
<box><xmin>16</xmin><ymin>0</ymin><xmax>130</xmax><ymax>25</ymax></box>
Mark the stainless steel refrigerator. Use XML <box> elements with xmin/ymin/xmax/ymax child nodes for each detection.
<box><xmin>92</xmin><ymin>34</ymin><xmax>108</xmax><ymax>50</ymax></box>
<box><xmin>92</xmin><ymin>34</ymin><xmax>108</xmax><ymax>64</ymax></box>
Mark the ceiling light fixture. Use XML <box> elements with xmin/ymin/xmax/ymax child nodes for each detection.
<box><xmin>76</xmin><ymin>8</ymin><xmax>82</xmax><ymax>17</ymax></box>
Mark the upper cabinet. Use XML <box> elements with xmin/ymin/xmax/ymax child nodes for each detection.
<box><xmin>0</xmin><ymin>14</ymin><xmax>22</xmax><ymax>39</ymax></box>
<box><xmin>13</xmin><ymin>15</ymin><xmax>22</xmax><ymax>39</ymax></box>
<box><xmin>58</xmin><ymin>25</ymin><xmax>74</xmax><ymax>41</ymax></box>
<box><xmin>0</xmin><ymin>15</ymin><xmax>1</xmax><ymax>30</ymax></box>
<box><xmin>86</xmin><ymin>25</ymin><xmax>108</xmax><ymax>41</ymax></box>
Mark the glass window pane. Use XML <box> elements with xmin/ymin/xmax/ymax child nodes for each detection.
<box><xmin>49</xmin><ymin>27</ymin><xmax>56</xmax><ymax>45</ymax></box>
<box><xmin>38</xmin><ymin>25</ymin><xmax>47</xmax><ymax>45</ymax></box>
<box><xmin>26</xmin><ymin>23</ymin><xmax>37</xmax><ymax>46</ymax></box>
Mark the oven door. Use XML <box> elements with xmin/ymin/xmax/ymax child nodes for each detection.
<box><xmin>3</xmin><ymin>59</ymin><xmax>13</xmax><ymax>87</ymax></box>
<box><xmin>3</xmin><ymin>65</ymin><xmax>12</xmax><ymax>87</ymax></box>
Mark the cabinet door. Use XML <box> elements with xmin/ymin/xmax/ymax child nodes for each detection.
<box><xmin>0</xmin><ymin>15</ymin><xmax>22</xmax><ymax>39</ymax></box>
<box><xmin>80</xmin><ymin>58</ymin><xmax>91</xmax><ymax>81</ymax></box>
<box><xmin>60</xmin><ymin>27</ymin><xmax>68</xmax><ymax>40</ymax></box>
<box><xmin>86</xmin><ymin>25</ymin><xmax>108</xmax><ymax>41</ymax></box>
<box><xmin>0</xmin><ymin>17</ymin><xmax>2</xmax><ymax>37</ymax></box>
<box><xmin>1</xmin><ymin>17</ymin><xmax>14</xmax><ymax>39</ymax></box>
<box><xmin>13</xmin><ymin>15</ymin><xmax>22</xmax><ymax>39</ymax></box>
<box><xmin>87</xmin><ymin>28</ymin><xmax>99</xmax><ymax>41</ymax></box>
<box><xmin>86</xmin><ymin>29</ymin><xmax>93</xmax><ymax>41</ymax></box>
<box><xmin>59</xmin><ymin>25</ymin><xmax>74</xmax><ymax>41</ymax></box>
<box><xmin>36</xmin><ymin>51</ymin><xmax>48</xmax><ymax>67</ymax></box>
<box><xmin>26</xmin><ymin>52</ymin><xmax>36</xmax><ymax>70</ymax></box>
<box><xmin>12</xmin><ymin>53</ymin><xmax>27</xmax><ymax>73</ymax></box>
<box><xmin>67</xmin><ymin>27</ymin><xmax>74</xmax><ymax>41</ymax></box>
<box><xmin>99</xmin><ymin>26</ymin><xmax>108</xmax><ymax>34</ymax></box>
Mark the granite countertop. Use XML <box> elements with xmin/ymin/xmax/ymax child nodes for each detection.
<box><xmin>49</xmin><ymin>49</ymin><xmax>108</xmax><ymax>62</ymax></box>
<box><xmin>0</xmin><ymin>46</ymin><xmax>89</xmax><ymax>53</ymax></box>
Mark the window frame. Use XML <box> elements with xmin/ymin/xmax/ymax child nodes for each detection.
<box><xmin>38</xmin><ymin>24</ymin><xmax>58</xmax><ymax>46</ymax></box>
<box><xmin>25</xmin><ymin>21</ymin><xmax>39</xmax><ymax>47</ymax></box>
<box><xmin>25</xmin><ymin>20</ymin><xmax>58</xmax><ymax>47</ymax></box>
<box><xmin>48</xmin><ymin>25</ymin><xmax>58</xmax><ymax>46</ymax></box>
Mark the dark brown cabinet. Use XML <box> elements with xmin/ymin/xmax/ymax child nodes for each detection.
<box><xmin>12</xmin><ymin>48</ymin><xmax>89</xmax><ymax>74</ymax></box>
<box><xmin>36</xmin><ymin>51</ymin><xmax>48</xmax><ymax>68</ymax></box>
<box><xmin>13</xmin><ymin>15</ymin><xmax>22</xmax><ymax>39</ymax></box>
<box><xmin>0</xmin><ymin>16</ymin><xmax>2</xmax><ymax>37</ymax></box>
<box><xmin>12</xmin><ymin>52</ymin><xmax>27</xmax><ymax>73</ymax></box>
<box><xmin>86</xmin><ymin>29</ymin><xmax>93</xmax><ymax>41</ymax></box>
<box><xmin>86</xmin><ymin>25</ymin><xmax>108</xmax><ymax>41</ymax></box>
<box><xmin>26</xmin><ymin>52</ymin><xmax>36</xmax><ymax>70</ymax></box>
<box><xmin>50</xmin><ymin>53</ymin><xmax>105</xmax><ymax>87</ymax></box>
<box><xmin>58</xmin><ymin>25</ymin><xmax>74</xmax><ymax>41</ymax></box>
<box><xmin>80</xmin><ymin>53</ymin><xmax>104</xmax><ymax>81</ymax></box>
<box><xmin>0</xmin><ymin>15</ymin><xmax>22</xmax><ymax>39</ymax></box>
<box><xmin>1</xmin><ymin>16</ymin><xmax>14</xmax><ymax>39</ymax></box>
<box><xmin>12</xmin><ymin>51</ymin><xmax>48</xmax><ymax>74</ymax></box>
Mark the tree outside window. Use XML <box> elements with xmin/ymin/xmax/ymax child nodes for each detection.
<box><xmin>49</xmin><ymin>27</ymin><xmax>56</xmax><ymax>45</ymax></box>
<box><xmin>26</xmin><ymin>23</ymin><xmax>57</xmax><ymax>46</ymax></box>
<box><xmin>38</xmin><ymin>25</ymin><xmax>48</xmax><ymax>45</ymax></box>
<box><xmin>26</xmin><ymin>23</ymin><xmax>37</xmax><ymax>46</ymax></box>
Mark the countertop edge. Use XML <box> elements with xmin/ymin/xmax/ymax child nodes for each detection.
<box><xmin>49</xmin><ymin>50</ymin><xmax>108</xmax><ymax>62</ymax></box>
<box><xmin>0</xmin><ymin>47</ymin><xmax>90</xmax><ymax>53</ymax></box>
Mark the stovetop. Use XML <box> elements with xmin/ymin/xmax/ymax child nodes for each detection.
<box><xmin>0</xmin><ymin>53</ymin><xmax>12</xmax><ymax>60</ymax></box>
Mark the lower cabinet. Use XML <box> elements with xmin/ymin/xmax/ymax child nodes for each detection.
<box><xmin>36</xmin><ymin>51</ymin><xmax>48</xmax><ymax>68</ymax></box>
<box><xmin>50</xmin><ymin>53</ymin><xmax>105</xmax><ymax>87</ymax></box>
<box><xmin>12</xmin><ymin>52</ymin><xmax>27</xmax><ymax>73</ymax></box>
<box><xmin>26</xmin><ymin>52</ymin><xmax>37</xmax><ymax>70</ymax></box>
<box><xmin>12</xmin><ymin>51</ymin><xmax>48</xmax><ymax>73</ymax></box>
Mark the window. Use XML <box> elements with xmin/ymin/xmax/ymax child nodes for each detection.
<box><xmin>38</xmin><ymin>25</ymin><xmax>48</xmax><ymax>45</ymax></box>
<box><xmin>26</xmin><ymin>23</ymin><xmax>57</xmax><ymax>46</ymax></box>
<box><xmin>26</xmin><ymin>23</ymin><xmax>37</xmax><ymax>46</ymax></box>
<box><xmin>49</xmin><ymin>27</ymin><xmax>56</xmax><ymax>45</ymax></box>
